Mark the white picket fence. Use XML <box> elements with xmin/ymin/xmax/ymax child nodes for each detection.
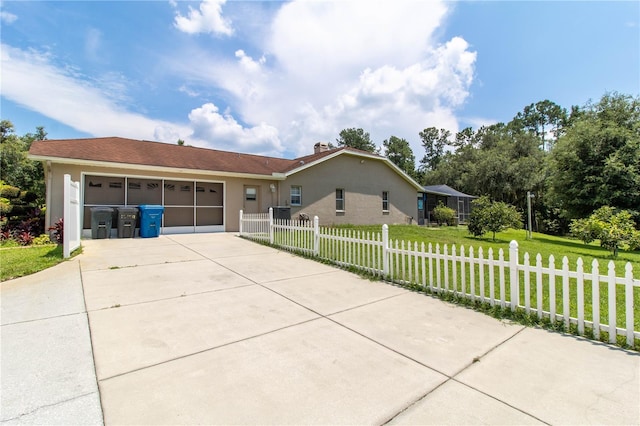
<box><xmin>239</xmin><ymin>209</ymin><xmax>640</xmax><ymax>346</ymax></box>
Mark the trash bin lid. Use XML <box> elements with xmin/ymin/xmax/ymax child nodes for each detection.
<box><xmin>90</xmin><ymin>206</ymin><xmax>114</xmax><ymax>212</ymax></box>
<box><xmin>138</xmin><ymin>204</ymin><xmax>164</xmax><ymax>212</ymax></box>
<box><xmin>116</xmin><ymin>207</ymin><xmax>138</xmax><ymax>213</ymax></box>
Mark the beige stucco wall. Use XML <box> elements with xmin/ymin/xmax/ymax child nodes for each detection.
<box><xmin>44</xmin><ymin>162</ymin><xmax>279</xmax><ymax>233</ymax></box>
<box><xmin>42</xmin><ymin>153</ymin><xmax>419</xmax><ymax>234</ymax></box>
<box><xmin>279</xmin><ymin>154</ymin><xmax>418</xmax><ymax>226</ymax></box>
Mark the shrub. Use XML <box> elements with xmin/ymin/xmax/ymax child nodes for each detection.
<box><xmin>0</xmin><ymin>183</ymin><xmax>20</xmax><ymax>199</ymax></box>
<box><xmin>0</xmin><ymin>197</ymin><xmax>12</xmax><ymax>215</ymax></box>
<box><xmin>32</xmin><ymin>234</ymin><xmax>52</xmax><ymax>245</ymax></box>
<box><xmin>0</xmin><ymin>228</ymin><xmax>12</xmax><ymax>242</ymax></box>
<box><xmin>48</xmin><ymin>218</ymin><xmax>63</xmax><ymax>244</ymax></box>
<box><xmin>15</xmin><ymin>230</ymin><xmax>34</xmax><ymax>246</ymax></box>
<box><xmin>432</xmin><ymin>201</ymin><xmax>456</xmax><ymax>226</ymax></box>
<box><xmin>570</xmin><ymin>206</ymin><xmax>640</xmax><ymax>257</ymax></box>
<box><xmin>468</xmin><ymin>196</ymin><xmax>523</xmax><ymax>241</ymax></box>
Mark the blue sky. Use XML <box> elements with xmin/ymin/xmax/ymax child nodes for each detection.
<box><xmin>1</xmin><ymin>1</ymin><xmax>638</xmax><ymax>159</ymax></box>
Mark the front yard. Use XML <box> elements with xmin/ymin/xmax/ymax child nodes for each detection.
<box><xmin>0</xmin><ymin>244</ymin><xmax>66</xmax><ymax>281</ymax></box>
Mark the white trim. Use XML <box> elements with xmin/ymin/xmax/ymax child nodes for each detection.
<box><xmin>290</xmin><ymin>185</ymin><xmax>302</xmax><ymax>206</ymax></box>
<box><xmin>80</xmin><ymin>171</ymin><xmax>226</xmax><ymax>233</ymax></box>
<box><xmin>45</xmin><ymin>161</ymin><xmax>52</xmax><ymax>228</ymax></box>
<box><xmin>162</xmin><ymin>225</ymin><xmax>225</xmax><ymax>234</ymax></box>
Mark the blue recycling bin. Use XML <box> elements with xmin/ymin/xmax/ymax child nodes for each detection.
<box><xmin>138</xmin><ymin>205</ymin><xmax>164</xmax><ymax>238</ymax></box>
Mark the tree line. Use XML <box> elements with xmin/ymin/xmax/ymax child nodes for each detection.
<box><xmin>1</xmin><ymin>121</ymin><xmax>47</xmax><ymax>243</ymax></box>
<box><xmin>336</xmin><ymin>92</ymin><xmax>640</xmax><ymax>238</ymax></box>
<box><xmin>1</xmin><ymin>91</ymin><xmax>638</xmax><ymax>248</ymax></box>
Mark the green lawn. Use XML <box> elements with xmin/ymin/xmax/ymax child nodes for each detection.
<box><xmin>315</xmin><ymin>224</ymin><xmax>640</xmax><ymax>348</ymax></box>
<box><xmin>0</xmin><ymin>244</ymin><xmax>67</xmax><ymax>281</ymax></box>
<box><xmin>334</xmin><ymin>225</ymin><xmax>640</xmax><ymax>277</ymax></box>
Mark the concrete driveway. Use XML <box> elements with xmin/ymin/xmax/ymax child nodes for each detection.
<box><xmin>2</xmin><ymin>233</ymin><xmax>639</xmax><ymax>425</ymax></box>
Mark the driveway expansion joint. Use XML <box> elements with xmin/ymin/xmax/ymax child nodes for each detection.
<box><xmin>79</xmin><ymin>260</ymin><xmax>106</xmax><ymax>424</ymax></box>
<box><xmin>96</xmin><ymin>316</ymin><xmax>323</xmax><ymax>382</ymax></box>
<box><xmin>85</xmin><ymin>282</ymin><xmax>258</xmax><ymax>312</ymax></box>
<box><xmin>380</xmin><ymin>325</ymin><xmax>549</xmax><ymax>426</ymax></box>
<box><xmin>1</xmin><ymin>311</ymin><xmax>87</xmax><ymax>327</ymax></box>
<box><xmin>0</xmin><ymin>391</ymin><xmax>101</xmax><ymax>424</ymax></box>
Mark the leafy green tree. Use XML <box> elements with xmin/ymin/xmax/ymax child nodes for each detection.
<box><xmin>382</xmin><ymin>136</ymin><xmax>416</xmax><ymax>179</ymax></box>
<box><xmin>336</xmin><ymin>128</ymin><xmax>377</xmax><ymax>152</ymax></box>
<box><xmin>0</xmin><ymin>121</ymin><xmax>46</xmax><ymax>203</ymax></box>
<box><xmin>548</xmin><ymin>93</ymin><xmax>640</xmax><ymax>219</ymax></box>
<box><xmin>452</xmin><ymin>127</ymin><xmax>476</xmax><ymax>150</ymax></box>
<box><xmin>570</xmin><ymin>206</ymin><xmax>639</xmax><ymax>257</ymax></box>
<box><xmin>424</xmin><ymin>122</ymin><xmax>545</xmax><ymax>213</ymax></box>
<box><xmin>419</xmin><ymin>127</ymin><xmax>450</xmax><ymax>172</ymax></box>
<box><xmin>468</xmin><ymin>196</ymin><xmax>523</xmax><ymax>241</ymax></box>
<box><xmin>515</xmin><ymin>100</ymin><xmax>568</xmax><ymax>151</ymax></box>
<box><xmin>432</xmin><ymin>201</ymin><xmax>456</xmax><ymax>226</ymax></box>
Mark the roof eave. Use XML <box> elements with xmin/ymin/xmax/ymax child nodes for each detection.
<box><xmin>28</xmin><ymin>154</ymin><xmax>286</xmax><ymax>180</ymax></box>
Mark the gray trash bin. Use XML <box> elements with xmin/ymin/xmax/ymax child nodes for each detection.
<box><xmin>273</xmin><ymin>206</ymin><xmax>291</xmax><ymax>220</ymax></box>
<box><xmin>91</xmin><ymin>207</ymin><xmax>114</xmax><ymax>239</ymax></box>
<box><xmin>116</xmin><ymin>207</ymin><xmax>138</xmax><ymax>238</ymax></box>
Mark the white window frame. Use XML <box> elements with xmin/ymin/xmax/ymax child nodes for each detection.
<box><xmin>382</xmin><ymin>191</ymin><xmax>389</xmax><ymax>212</ymax></box>
<box><xmin>245</xmin><ymin>187</ymin><xmax>257</xmax><ymax>201</ymax></box>
<box><xmin>336</xmin><ymin>188</ymin><xmax>345</xmax><ymax>211</ymax></box>
<box><xmin>290</xmin><ymin>186</ymin><xmax>302</xmax><ymax>206</ymax></box>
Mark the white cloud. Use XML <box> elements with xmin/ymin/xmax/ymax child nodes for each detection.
<box><xmin>174</xmin><ymin>0</ymin><xmax>233</xmax><ymax>36</ymax></box>
<box><xmin>0</xmin><ymin>44</ymin><xmax>190</xmax><ymax>143</ymax></box>
<box><xmin>179</xmin><ymin>85</ymin><xmax>200</xmax><ymax>98</ymax></box>
<box><xmin>0</xmin><ymin>10</ymin><xmax>17</xmax><ymax>24</ymax></box>
<box><xmin>3</xmin><ymin>1</ymin><xmax>477</xmax><ymax>163</ymax></box>
<box><xmin>235</xmin><ymin>49</ymin><xmax>265</xmax><ymax>74</ymax></box>
<box><xmin>178</xmin><ymin>0</ymin><xmax>476</xmax><ymax>157</ymax></box>
<box><xmin>188</xmin><ymin>103</ymin><xmax>282</xmax><ymax>155</ymax></box>
<box><xmin>462</xmin><ymin>116</ymin><xmax>500</xmax><ymax>130</ymax></box>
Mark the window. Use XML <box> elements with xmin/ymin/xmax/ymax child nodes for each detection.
<box><xmin>336</xmin><ymin>188</ymin><xmax>345</xmax><ymax>211</ymax></box>
<box><xmin>245</xmin><ymin>187</ymin><xmax>257</xmax><ymax>201</ymax></box>
<box><xmin>290</xmin><ymin>186</ymin><xmax>302</xmax><ymax>206</ymax></box>
<box><xmin>382</xmin><ymin>191</ymin><xmax>389</xmax><ymax>211</ymax></box>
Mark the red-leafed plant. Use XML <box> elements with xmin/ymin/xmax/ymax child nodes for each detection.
<box><xmin>15</xmin><ymin>230</ymin><xmax>34</xmax><ymax>246</ymax></box>
<box><xmin>48</xmin><ymin>218</ymin><xmax>64</xmax><ymax>245</ymax></box>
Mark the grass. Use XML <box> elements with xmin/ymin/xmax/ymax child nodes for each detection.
<box><xmin>0</xmin><ymin>244</ymin><xmax>80</xmax><ymax>281</ymax></box>
<box><xmin>268</xmin><ymin>224</ymin><xmax>640</xmax><ymax>349</ymax></box>
<box><xmin>334</xmin><ymin>224</ymin><xmax>640</xmax><ymax>277</ymax></box>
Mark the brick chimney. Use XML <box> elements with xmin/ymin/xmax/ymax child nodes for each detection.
<box><xmin>314</xmin><ymin>142</ymin><xmax>329</xmax><ymax>154</ymax></box>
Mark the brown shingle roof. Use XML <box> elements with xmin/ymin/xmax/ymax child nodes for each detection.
<box><xmin>29</xmin><ymin>137</ymin><xmax>298</xmax><ymax>176</ymax></box>
<box><xmin>29</xmin><ymin>137</ymin><xmax>424</xmax><ymax>189</ymax></box>
<box><xmin>280</xmin><ymin>146</ymin><xmax>386</xmax><ymax>173</ymax></box>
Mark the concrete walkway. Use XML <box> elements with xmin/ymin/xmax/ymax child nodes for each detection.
<box><xmin>2</xmin><ymin>233</ymin><xmax>639</xmax><ymax>425</ymax></box>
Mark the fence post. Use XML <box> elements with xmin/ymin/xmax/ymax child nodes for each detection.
<box><xmin>239</xmin><ymin>210</ymin><xmax>243</xmax><ymax>235</ymax></box>
<box><xmin>607</xmin><ymin>261</ymin><xmax>617</xmax><ymax>344</ymax></box>
<box><xmin>625</xmin><ymin>263</ymin><xmax>634</xmax><ymax>347</ymax></box>
<box><xmin>313</xmin><ymin>216</ymin><xmax>320</xmax><ymax>256</ymax></box>
<box><xmin>382</xmin><ymin>224</ymin><xmax>389</xmax><ymax>277</ymax></box>
<box><xmin>509</xmin><ymin>240</ymin><xmax>519</xmax><ymax>310</ymax></box>
<box><xmin>63</xmin><ymin>174</ymin><xmax>70</xmax><ymax>258</ymax></box>
<box><xmin>268</xmin><ymin>207</ymin><xmax>274</xmax><ymax>245</ymax></box>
